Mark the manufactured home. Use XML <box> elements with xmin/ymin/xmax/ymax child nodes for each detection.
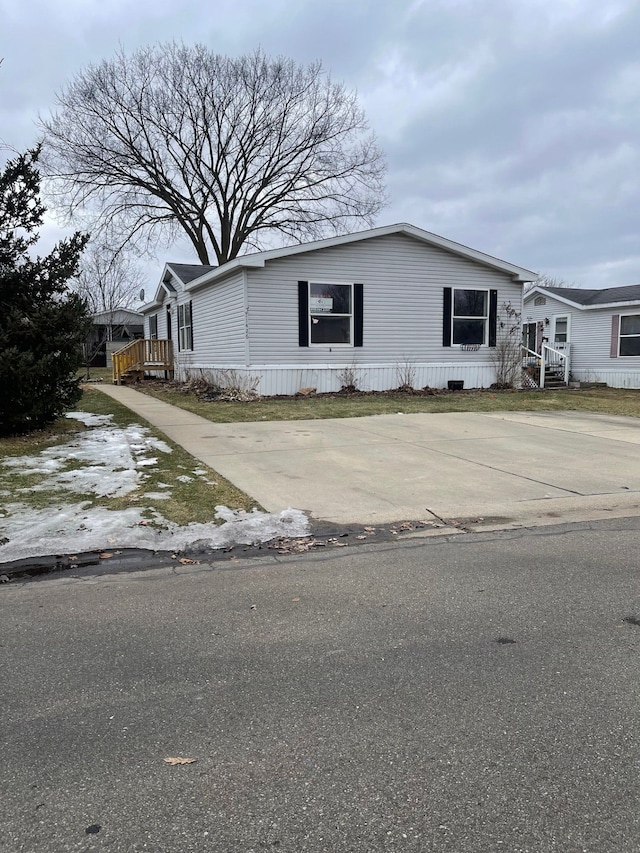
<box><xmin>123</xmin><ymin>224</ymin><xmax>537</xmax><ymax>394</ymax></box>
<box><xmin>523</xmin><ymin>285</ymin><xmax>640</xmax><ymax>389</ymax></box>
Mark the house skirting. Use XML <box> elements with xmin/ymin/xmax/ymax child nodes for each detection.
<box><xmin>570</xmin><ymin>368</ymin><xmax>640</xmax><ymax>389</ymax></box>
<box><xmin>175</xmin><ymin>362</ymin><xmax>498</xmax><ymax>396</ymax></box>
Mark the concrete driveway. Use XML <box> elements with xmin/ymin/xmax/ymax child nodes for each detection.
<box><xmin>97</xmin><ymin>386</ymin><xmax>640</xmax><ymax>530</ymax></box>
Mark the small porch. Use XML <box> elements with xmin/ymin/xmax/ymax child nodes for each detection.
<box><xmin>521</xmin><ymin>342</ymin><xmax>570</xmax><ymax>389</ymax></box>
<box><xmin>112</xmin><ymin>339</ymin><xmax>174</xmax><ymax>384</ymax></box>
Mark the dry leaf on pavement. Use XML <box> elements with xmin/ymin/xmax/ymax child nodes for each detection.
<box><xmin>163</xmin><ymin>757</ymin><xmax>197</xmax><ymax>765</ymax></box>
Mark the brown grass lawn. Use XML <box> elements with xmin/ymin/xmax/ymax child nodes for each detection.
<box><xmin>136</xmin><ymin>383</ymin><xmax>640</xmax><ymax>424</ymax></box>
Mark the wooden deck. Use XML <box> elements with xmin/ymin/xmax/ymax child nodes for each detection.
<box><xmin>112</xmin><ymin>339</ymin><xmax>174</xmax><ymax>384</ymax></box>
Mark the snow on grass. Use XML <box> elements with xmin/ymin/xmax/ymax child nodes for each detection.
<box><xmin>3</xmin><ymin>415</ymin><xmax>170</xmax><ymax>498</ymax></box>
<box><xmin>0</xmin><ymin>411</ymin><xmax>309</xmax><ymax>564</ymax></box>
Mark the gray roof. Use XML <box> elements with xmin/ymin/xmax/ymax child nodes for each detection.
<box><xmin>166</xmin><ymin>262</ymin><xmax>217</xmax><ymax>285</ymax></box>
<box><xmin>542</xmin><ymin>285</ymin><xmax>640</xmax><ymax>306</ymax></box>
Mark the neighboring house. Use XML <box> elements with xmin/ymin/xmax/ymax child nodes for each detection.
<box><xmin>139</xmin><ymin>223</ymin><xmax>536</xmax><ymax>395</ymax></box>
<box><xmin>88</xmin><ymin>308</ymin><xmax>144</xmax><ymax>367</ymax></box>
<box><xmin>523</xmin><ymin>285</ymin><xmax>640</xmax><ymax>388</ymax></box>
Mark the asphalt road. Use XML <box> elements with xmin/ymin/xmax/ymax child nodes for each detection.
<box><xmin>2</xmin><ymin>518</ymin><xmax>640</xmax><ymax>852</ymax></box>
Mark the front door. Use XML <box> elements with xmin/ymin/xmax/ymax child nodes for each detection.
<box><xmin>523</xmin><ymin>322</ymin><xmax>537</xmax><ymax>352</ymax></box>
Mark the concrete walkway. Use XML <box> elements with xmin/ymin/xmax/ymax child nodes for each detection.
<box><xmin>96</xmin><ymin>384</ymin><xmax>640</xmax><ymax>530</ymax></box>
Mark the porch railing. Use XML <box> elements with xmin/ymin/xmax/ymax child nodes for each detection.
<box><xmin>521</xmin><ymin>344</ymin><xmax>570</xmax><ymax>388</ymax></box>
<box><xmin>541</xmin><ymin>343</ymin><xmax>570</xmax><ymax>387</ymax></box>
<box><xmin>112</xmin><ymin>339</ymin><xmax>174</xmax><ymax>384</ymax></box>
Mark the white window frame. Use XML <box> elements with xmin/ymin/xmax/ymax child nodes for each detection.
<box><xmin>178</xmin><ymin>302</ymin><xmax>193</xmax><ymax>351</ymax></box>
<box><xmin>552</xmin><ymin>314</ymin><xmax>570</xmax><ymax>346</ymax></box>
<box><xmin>452</xmin><ymin>288</ymin><xmax>489</xmax><ymax>346</ymax></box>
<box><xmin>618</xmin><ymin>312</ymin><xmax>640</xmax><ymax>357</ymax></box>
<box><xmin>308</xmin><ymin>281</ymin><xmax>354</xmax><ymax>347</ymax></box>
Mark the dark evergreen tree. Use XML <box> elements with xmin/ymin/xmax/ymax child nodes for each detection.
<box><xmin>0</xmin><ymin>146</ymin><xmax>90</xmax><ymax>435</ymax></box>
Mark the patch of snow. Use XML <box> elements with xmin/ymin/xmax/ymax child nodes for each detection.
<box><xmin>176</xmin><ymin>475</ymin><xmax>193</xmax><ymax>483</ymax></box>
<box><xmin>0</xmin><ymin>503</ymin><xmax>309</xmax><ymax>562</ymax></box>
<box><xmin>0</xmin><ymin>410</ymin><xmax>309</xmax><ymax>563</ymax></box>
<box><xmin>65</xmin><ymin>412</ymin><xmax>113</xmax><ymax>427</ymax></box>
<box><xmin>3</xmin><ymin>456</ymin><xmax>64</xmax><ymax>475</ymax></box>
<box><xmin>2</xmin><ymin>421</ymin><xmax>170</xmax><ymax>498</ymax></box>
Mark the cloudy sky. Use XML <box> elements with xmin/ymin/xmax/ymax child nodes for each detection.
<box><xmin>3</xmin><ymin>0</ymin><xmax>639</xmax><ymax>290</ymax></box>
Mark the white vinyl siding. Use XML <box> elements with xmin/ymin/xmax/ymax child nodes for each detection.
<box><xmin>246</xmin><ymin>233</ymin><xmax>518</xmax><ymax>366</ymax></box>
<box><xmin>176</xmin><ymin>271</ymin><xmax>247</xmax><ymax>371</ymax></box>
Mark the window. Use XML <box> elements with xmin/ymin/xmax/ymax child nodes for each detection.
<box><xmin>452</xmin><ymin>289</ymin><xmax>489</xmax><ymax>345</ymax></box>
<box><xmin>553</xmin><ymin>316</ymin><xmax>568</xmax><ymax>344</ymax></box>
<box><xmin>534</xmin><ymin>296</ymin><xmax>546</xmax><ymax>306</ymax></box>
<box><xmin>178</xmin><ymin>302</ymin><xmax>193</xmax><ymax>351</ymax></box>
<box><xmin>309</xmin><ymin>282</ymin><xmax>353</xmax><ymax>345</ymax></box>
<box><xmin>443</xmin><ymin>287</ymin><xmax>496</xmax><ymax>348</ymax></box>
<box><xmin>149</xmin><ymin>314</ymin><xmax>158</xmax><ymax>340</ymax></box>
<box><xmin>619</xmin><ymin>314</ymin><xmax>640</xmax><ymax>356</ymax></box>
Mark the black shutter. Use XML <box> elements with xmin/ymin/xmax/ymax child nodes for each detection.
<box><xmin>488</xmin><ymin>289</ymin><xmax>498</xmax><ymax>347</ymax></box>
<box><xmin>298</xmin><ymin>281</ymin><xmax>309</xmax><ymax>347</ymax></box>
<box><xmin>443</xmin><ymin>287</ymin><xmax>452</xmax><ymax>347</ymax></box>
<box><xmin>354</xmin><ymin>283</ymin><xmax>363</xmax><ymax>347</ymax></box>
<box><xmin>189</xmin><ymin>300</ymin><xmax>193</xmax><ymax>350</ymax></box>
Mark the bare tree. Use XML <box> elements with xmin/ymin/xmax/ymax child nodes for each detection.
<box><xmin>72</xmin><ymin>243</ymin><xmax>144</xmax><ymax>377</ymax></box>
<box><xmin>75</xmin><ymin>243</ymin><xmax>143</xmax><ymax>316</ymax></box>
<box><xmin>524</xmin><ymin>273</ymin><xmax>571</xmax><ymax>293</ymax></box>
<box><xmin>40</xmin><ymin>45</ymin><xmax>387</xmax><ymax>265</ymax></box>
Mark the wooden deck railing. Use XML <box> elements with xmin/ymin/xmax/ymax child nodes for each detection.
<box><xmin>112</xmin><ymin>339</ymin><xmax>174</xmax><ymax>384</ymax></box>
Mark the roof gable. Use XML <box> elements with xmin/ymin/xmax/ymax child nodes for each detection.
<box><xmin>178</xmin><ymin>223</ymin><xmax>538</xmax><ymax>291</ymax></box>
<box><xmin>141</xmin><ymin>262</ymin><xmax>214</xmax><ymax>312</ymax></box>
